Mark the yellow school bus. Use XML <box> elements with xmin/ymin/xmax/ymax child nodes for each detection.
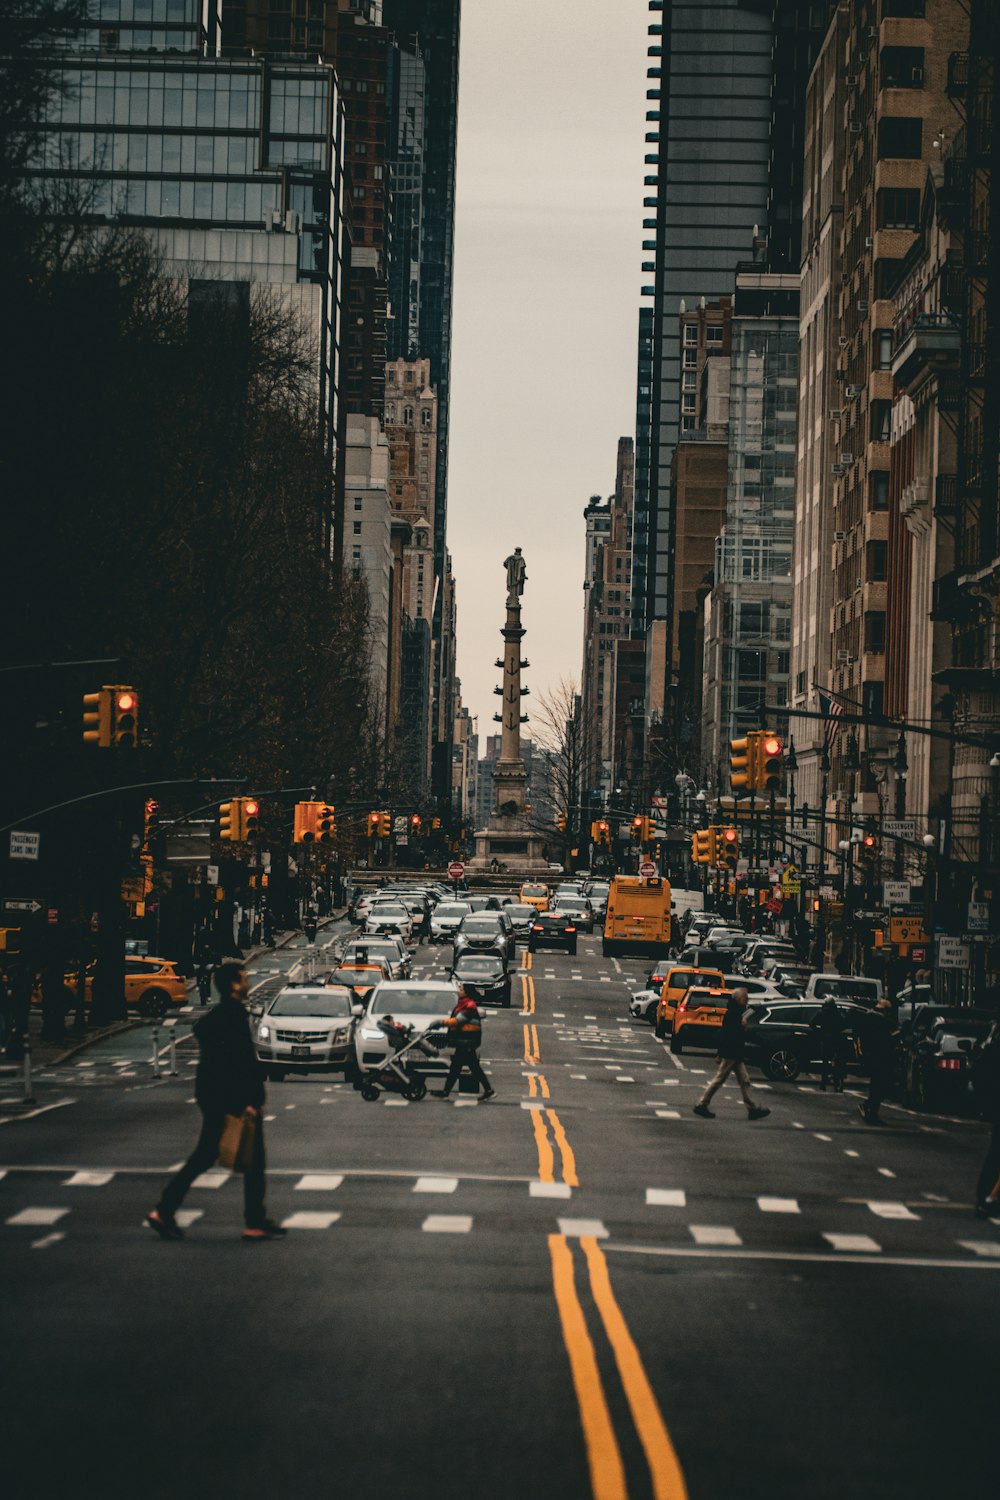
<box><xmin>602</xmin><ymin>875</ymin><xmax>671</xmax><ymax>958</ymax></box>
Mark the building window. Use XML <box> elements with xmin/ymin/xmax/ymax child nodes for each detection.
<box><xmin>737</xmin><ymin>649</ymin><xmax>766</xmax><ymax>681</ymax></box>
<box><xmin>706</xmin><ymin>326</ymin><xmax>723</xmax><ymax>344</ymax></box>
<box><xmin>683</xmin><ymin>348</ymin><xmax>697</xmax><ymax>369</ymax></box>
<box><xmin>867</xmin><ymin>541</ymin><xmax>888</xmax><ymax>582</ymax></box>
<box><xmin>385</xmin><ymin>402</ymin><xmax>395</xmax><ymax>421</ymax></box>
<box><xmin>683</xmin><ymin>325</ymin><xmax>697</xmax><ymax>346</ymax></box>
<box><xmin>776</xmin><ymin>650</ymin><xmax>790</xmax><ymax>676</ymax></box>
<box><xmin>682</xmin><ymin>393</ymin><xmax>696</xmax><ymax>414</ymax></box>
<box><xmin>881</xmin><ymin>47</ymin><xmax>925</xmax><ymax>89</ymax></box>
<box><xmin>421</xmin><ymin>408</ymin><xmax>432</xmax><ymax>427</ymax></box>
<box><xmin>870</xmin><ymin>471</ymin><xmax>890</xmax><ymax>510</ymax></box>
<box><xmin>877</xmin><ymin>117</ymin><xmax>922</xmax><ymax>160</ymax></box>
<box><xmin>403</xmin><ymin>406</ymin><xmax>413</xmax><ymax>424</ymax></box>
<box><xmin>354</xmin><ymin>497</ymin><xmax>363</xmax><ymax>511</ymax></box>
<box><xmin>738</xmin><ymin>602</ymin><xmax>768</xmax><ymax>639</ymax></box>
<box><xmin>865</xmin><ymin>612</ymin><xmax>886</xmax><ymax>653</ymax></box>
<box><xmin>877</xmin><ymin>188</ymin><xmax>920</xmax><ymax>228</ymax></box>
<box><xmin>876</xmin><ymin>330</ymin><xmax>893</xmax><ymax>370</ymax></box>
<box><xmin>353</xmin><ymin>520</ymin><xmax>362</xmax><ymax>535</ymax></box>
<box><xmin>882</xmin><ymin>0</ymin><xmax>925</xmax><ymax>16</ymax></box>
<box><xmin>871</xmin><ymin>400</ymin><xmax>892</xmax><ymax>443</ymax></box>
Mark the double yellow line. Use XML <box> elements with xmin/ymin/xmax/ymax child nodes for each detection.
<box><xmin>549</xmin><ymin>1235</ymin><xmax>688</xmax><ymax>1500</ymax></box>
<box><xmin>521</xmin><ymin>973</ymin><xmax>536</xmax><ymax>1014</ymax></box>
<box><xmin>523</xmin><ymin>1019</ymin><xmax>540</xmax><ymax>1060</ymax></box>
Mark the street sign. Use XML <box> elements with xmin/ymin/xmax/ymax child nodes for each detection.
<box><xmin>47</xmin><ymin>907</ymin><xmax>59</xmax><ymax>925</ymax></box>
<box><xmin>883</xmin><ymin>819</ymin><xmax>916</xmax><ymax>845</ymax></box>
<box><xmin>3</xmin><ymin>898</ymin><xmax>42</xmax><ymax>914</ymax></box>
<box><xmin>890</xmin><ymin>916</ymin><xmax>930</xmax><ymax>945</ymax></box>
<box><xmin>9</xmin><ymin>831</ymin><xmax>40</xmax><ymax>861</ymax></box>
<box><xmin>883</xmin><ymin>880</ymin><xmax>911</xmax><ymax>905</ymax></box>
<box><xmin>910</xmin><ymin>946</ymin><xmax>927</xmax><ymax>963</ymax></box>
<box><xmin>396</xmin><ymin>835</ymin><xmax>409</xmax><ymax>846</ymax></box>
<box><xmin>207</xmin><ymin>864</ymin><xmax>219</xmax><ymax>886</ymax></box>
<box><xmin>639</xmin><ymin>860</ymin><xmax>657</xmax><ymax>878</ymax></box>
<box><xmin>651</xmin><ymin>795</ymin><xmax>667</xmax><ymax>809</ymax></box>
<box><xmin>967</xmin><ymin>901</ymin><xmax>989</xmax><ymax>933</ymax></box>
<box><xmin>937</xmin><ymin>936</ymin><xmax>971</xmax><ymax>970</ymax></box>
<box><xmin>766</xmin><ymin>896</ymin><xmax>783</xmax><ymax>915</ymax></box>
<box><xmin>448</xmin><ymin>861</ymin><xmax>465</xmax><ymax>881</ymax></box>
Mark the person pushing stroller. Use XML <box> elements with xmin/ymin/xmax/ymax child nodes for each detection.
<box><xmin>434</xmin><ymin>991</ymin><xmax>495</xmax><ymax>1100</ymax></box>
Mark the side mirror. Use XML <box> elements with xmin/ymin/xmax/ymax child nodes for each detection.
<box><xmin>351</xmin><ymin>1004</ymin><xmax>363</xmax><ymax>1019</ymax></box>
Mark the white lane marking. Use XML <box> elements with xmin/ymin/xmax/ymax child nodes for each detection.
<box><xmin>607</xmin><ymin>1243</ymin><xmax>998</xmax><ymax>1271</ymax></box>
<box><xmin>384</xmin><ymin>1098</ymin><xmax>409</xmax><ymax>1107</ymax></box>
<box><xmin>558</xmin><ymin>1218</ymin><xmax>609</xmax><ymax>1239</ymax></box>
<box><xmin>824</xmin><ymin>1233</ymin><xmax>882</xmax><ymax>1253</ymax></box>
<box><xmin>690</xmin><ymin>1224</ymin><xmax>742</xmax><ymax>1246</ymax></box>
<box><xmin>958</xmin><ymin>1240</ymin><xmax>1000</xmax><ymax>1259</ymax></box>
<box><xmin>758</xmin><ymin>1197</ymin><xmax>800</xmax><ymax>1214</ymax></box>
<box><xmin>877</xmin><ymin>1168</ymin><xmax>896</xmax><ymax>1178</ymax></box>
<box><xmin>0</xmin><ymin>1098</ymin><xmax>75</xmax><ymax>1125</ymax></box>
<box><xmin>616</xmin><ymin>1076</ymin><xmax>635</xmax><ymax>1083</ymax></box>
<box><xmin>600</xmin><ymin>977</ymin><xmax>611</xmax><ymax>983</ymax></box>
<box><xmin>74</xmin><ymin>1061</ymin><xmax>96</xmax><ymax>1069</ymax></box>
<box><xmin>688</xmin><ymin>1069</ymin><xmax>706</xmax><ymax>1076</ymax></box>
<box><xmin>453</xmin><ymin>1098</ymin><xmax>479</xmax><ymax>1107</ymax></box>
<box><xmin>553</xmin><ymin>1012</ymin><xmax>565</xmax><ymax>1018</ymax></box>
<box><xmin>530</xmin><ymin>1181</ymin><xmax>572</xmax><ymax>1199</ymax></box>
<box><xmin>584</xmin><ymin>1015</ymin><xmax>597</xmax><ymax>1020</ymax></box>
<box><xmin>284</xmin><ymin>1104</ymin><xmax>297</xmax><ymax>1111</ymax></box>
<box><xmin>791</xmin><ymin>1121</ymin><xmax>804</xmax><ymax>1130</ymax></box>
<box><xmin>265</xmin><ymin>1114</ymin><xmax>277</xmax><ymax>1121</ymax></box>
<box><xmin>7</xmin><ymin>1207</ymin><xmax>69</xmax><ymax>1227</ymax></box>
<box><xmin>64</xmin><ymin>1171</ymin><xmax>114</xmax><ymax>1187</ymax></box>
<box><xmin>192</xmin><ymin>1171</ymin><xmax>228</xmax><ymax>1189</ymax></box>
<box><xmin>520</xmin><ymin>1100</ymin><xmax>545</xmax><ymax>1111</ymax></box>
<box><xmin>570</xmin><ymin>1074</ymin><xmax>588</xmax><ymax>1080</ymax></box>
<box><xmin>422</xmin><ymin>1215</ymin><xmax>473</xmax><ymax>1233</ymax></box>
<box><xmin>175</xmin><ymin>1210</ymin><xmax>203</xmax><ymax>1228</ymax></box>
<box><xmin>413</xmin><ymin>1177</ymin><xmax>459</xmax><ymax>1194</ymax></box>
<box><xmin>646</xmin><ymin>1188</ymin><xmax>686</xmax><ymax>1207</ymax></box>
<box><xmin>31</xmin><ymin>1232</ymin><xmax>65</xmax><ymax>1250</ymax></box>
<box><xmin>867</xmin><ymin>1201</ymin><xmax>920</xmax><ymax>1221</ymax></box>
<box><xmin>295</xmin><ymin>1174</ymin><xmax>344</xmax><ymax>1192</ymax></box>
<box><xmin>282</xmin><ymin>1211</ymin><xmax>341</xmax><ymax>1229</ymax></box>
<box><xmin>814</xmin><ymin>1134</ymin><xmax>832</xmax><ymax>1143</ymax></box>
<box><xmin>655</xmin><ymin>1110</ymin><xmax>681</xmax><ymax>1119</ymax></box>
<box><xmin>845</xmin><ymin>1150</ymin><xmax>860</xmax><ymax>1158</ymax></box>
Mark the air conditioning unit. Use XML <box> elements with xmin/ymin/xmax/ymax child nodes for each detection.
<box><xmin>846</xmin><ymin>75</ymin><xmax>859</xmax><ymax>89</ymax></box>
<box><xmin>839</xmin><ymin>335</ymin><xmax>850</xmax><ymax>348</ymax></box>
<box><xmin>846</xmin><ymin>385</ymin><xmax>862</xmax><ymax>399</ymax></box>
<box><xmin>840</xmin><ymin>451</ymin><xmax>853</xmax><ymax>464</ymax></box>
<box><xmin>865</xmin><ymin>236</ymin><xmax>874</xmax><ymax>248</ymax></box>
<box><xmin>831</xmin><ymin>463</ymin><xmax>846</xmax><ymax>475</ymax></box>
<box><xmin>857</xmin><ymin>299</ymin><xmax>869</xmax><ymax>313</ymax></box>
<box><xmin>911</xmin><ymin>67</ymin><xmax>924</xmax><ymax>85</ymax></box>
<box><xmin>849</xmin><ymin>122</ymin><xmax>863</xmax><ymax>135</ymax></box>
<box><xmin>829</xmin><ymin>408</ymin><xmax>843</xmax><ymax>422</ymax></box>
<box><xmin>834</xmin><ymin>530</ymin><xmax>846</xmax><ymax>541</ymax></box>
<box><xmin>268</xmin><ymin>210</ymin><xmax>284</xmax><ymax>231</ymax></box>
<box><xmin>867</xmin><ymin>26</ymin><xmax>879</xmax><ymax>41</ymax></box>
<box><xmin>284</xmin><ymin>209</ymin><xmax>301</xmax><ymax>233</ymax></box>
<box><xmin>837</xmin><ymin>649</ymin><xmax>855</xmax><ymax>663</ymax></box>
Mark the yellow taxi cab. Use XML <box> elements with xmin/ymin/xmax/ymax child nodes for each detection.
<box><xmin>33</xmin><ymin>956</ymin><xmax>187</xmax><ymax>1018</ymax></box>
<box><xmin>654</xmin><ymin>966</ymin><xmax>724</xmax><ymax>1040</ymax></box>
<box><xmin>670</xmin><ymin>985</ymin><xmax>733</xmax><ymax>1055</ymax></box>
<box><xmin>520</xmin><ymin>882</ymin><xmax>550</xmax><ymax>912</ymax></box>
<box><xmin>327</xmin><ymin>961</ymin><xmax>390</xmax><ymax>1005</ymax></box>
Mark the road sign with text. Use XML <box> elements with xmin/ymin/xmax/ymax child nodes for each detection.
<box><xmin>890</xmin><ymin>916</ymin><xmax>930</xmax><ymax>946</ymax></box>
<box><xmin>9</xmin><ymin>832</ymin><xmax>40</xmax><ymax>861</ymax></box>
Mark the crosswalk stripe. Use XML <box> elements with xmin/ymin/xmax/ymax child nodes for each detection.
<box><xmin>690</xmin><ymin>1225</ymin><xmax>741</xmax><ymax>1246</ymax></box>
<box><xmin>295</xmin><ymin>1174</ymin><xmax>344</xmax><ymax>1192</ymax></box>
<box><xmin>530</xmin><ymin>1181</ymin><xmax>572</xmax><ymax>1199</ymax></box>
<box><xmin>175</xmin><ymin>1210</ymin><xmax>203</xmax><ymax>1227</ymax></box>
<box><xmin>557</xmin><ymin>1218</ymin><xmax>608</xmax><ymax>1239</ymax></box>
<box><xmin>192</xmin><ymin>1171</ymin><xmax>228</xmax><ymax>1189</ymax></box>
<box><xmin>281</xmin><ymin>1211</ymin><xmax>341</xmax><ymax>1229</ymax></box>
<box><xmin>646</xmin><ymin>1188</ymin><xmax>686</xmax><ymax>1207</ymax></box>
<box><xmin>957</xmin><ymin>1240</ymin><xmax>1000</xmax><ymax>1259</ymax></box>
<box><xmin>757</xmin><ymin>1197</ymin><xmax>800</xmax><ymax>1214</ymax></box>
<box><xmin>867</xmin><ymin>1200</ymin><xmax>920</xmax><ymax>1221</ymax></box>
<box><xmin>413</xmin><ymin>1177</ymin><xmax>459</xmax><ymax>1194</ymax></box>
<box><xmin>64</xmin><ymin>1171</ymin><xmax>114</xmax><ymax>1187</ymax></box>
<box><xmin>823</xmin><ymin>1233</ymin><xmax>881</xmax><ymax>1253</ymax></box>
<box><xmin>7</xmin><ymin>1207</ymin><xmax>69</xmax><ymax>1227</ymax></box>
<box><xmin>422</xmin><ymin>1215</ymin><xmax>473</xmax><ymax>1233</ymax></box>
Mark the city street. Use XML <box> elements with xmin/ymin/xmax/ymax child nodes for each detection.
<box><xmin>2</xmin><ymin>912</ymin><xmax>997</xmax><ymax>1500</ymax></box>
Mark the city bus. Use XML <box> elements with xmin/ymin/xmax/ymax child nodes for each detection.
<box><xmin>602</xmin><ymin>875</ymin><xmax>672</xmax><ymax>958</ymax></box>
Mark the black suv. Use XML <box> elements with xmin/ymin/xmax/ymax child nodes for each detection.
<box><xmin>744</xmin><ymin>1000</ymin><xmax>869</xmax><ymax>1081</ymax></box>
<box><xmin>451</xmin><ymin>952</ymin><xmax>513</xmax><ymax>1008</ymax></box>
<box><xmin>528</xmin><ymin>911</ymin><xmax>579</xmax><ymax>956</ymax></box>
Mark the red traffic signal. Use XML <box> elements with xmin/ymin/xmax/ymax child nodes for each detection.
<box><xmin>722</xmin><ymin>828</ymin><xmax>738</xmax><ymax>844</ymax></box>
<box><xmin>244</xmin><ymin>800</ymin><xmax>260</xmax><ymax>818</ymax></box>
<box><xmin>762</xmin><ymin>735</ymin><xmax>782</xmax><ymax>757</ymax></box>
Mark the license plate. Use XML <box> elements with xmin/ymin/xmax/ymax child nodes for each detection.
<box><xmin>291</xmin><ymin>1045</ymin><xmax>311</xmax><ymax>1057</ymax></box>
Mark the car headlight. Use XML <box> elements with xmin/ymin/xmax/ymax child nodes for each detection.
<box><xmin>360</xmin><ymin>1027</ymin><xmax>383</xmax><ymax>1040</ymax></box>
<box><xmin>332</xmin><ymin>1027</ymin><xmax>349</xmax><ymax>1044</ymax></box>
<box><xmin>258</xmin><ymin>1024</ymin><xmax>271</xmax><ymax>1040</ymax></box>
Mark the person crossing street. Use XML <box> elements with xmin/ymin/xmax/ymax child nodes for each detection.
<box><xmin>693</xmin><ymin>986</ymin><xmax>770</xmax><ymax>1121</ymax></box>
<box><xmin>434</xmin><ymin>991</ymin><xmax>495</xmax><ymax>1100</ymax></box>
<box><xmin>146</xmin><ymin>964</ymin><xmax>286</xmax><ymax>1242</ymax></box>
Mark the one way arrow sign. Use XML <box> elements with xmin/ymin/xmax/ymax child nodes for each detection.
<box><xmin>4</xmin><ymin>899</ymin><xmax>42</xmax><ymax>914</ymax></box>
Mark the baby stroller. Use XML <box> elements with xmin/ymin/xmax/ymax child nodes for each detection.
<box><xmin>358</xmin><ymin>1016</ymin><xmax>444</xmax><ymax>1102</ymax></box>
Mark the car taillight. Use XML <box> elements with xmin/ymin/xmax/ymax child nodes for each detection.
<box><xmin>936</xmin><ymin>1058</ymin><xmax>963</xmax><ymax>1070</ymax></box>
<box><xmin>532</xmin><ymin>925</ymin><xmax>543</xmax><ymax>932</ymax></box>
<box><xmin>564</xmin><ymin>926</ymin><xmax>576</xmax><ymax>933</ymax></box>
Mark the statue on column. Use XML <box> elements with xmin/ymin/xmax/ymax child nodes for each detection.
<box><xmin>504</xmin><ymin>547</ymin><xmax>527</xmax><ymax>605</ymax></box>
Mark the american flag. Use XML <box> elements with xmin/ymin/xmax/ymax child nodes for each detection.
<box><xmin>816</xmin><ymin>687</ymin><xmax>845</xmax><ymax>749</ymax></box>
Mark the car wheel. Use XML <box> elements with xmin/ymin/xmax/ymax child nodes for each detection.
<box><xmin>655</xmin><ymin>1017</ymin><xmax>667</xmax><ymax>1040</ymax></box>
<box><xmin>360</xmin><ymin>1083</ymin><xmax>380</xmax><ymax>1102</ymax></box>
<box><xmin>568</xmin><ymin>944</ymin><xmax>577</xmax><ymax>957</ymax></box>
<box><xmin>502</xmin><ymin>990</ymin><xmax>512</xmax><ymax>1008</ymax></box>
<box><xmin>267</xmin><ymin>1068</ymin><xmax>285</xmax><ymax>1082</ymax></box>
<box><xmin>764</xmin><ymin>1047</ymin><xmax>801</xmax><ymax>1082</ymax></box>
<box><xmin>137</xmin><ymin>989</ymin><xmax>170</xmax><ymax>1020</ymax></box>
<box><xmin>670</xmin><ymin>1034</ymin><xmax>683</xmax><ymax>1055</ymax></box>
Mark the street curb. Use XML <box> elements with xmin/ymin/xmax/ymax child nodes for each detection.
<box><xmin>27</xmin><ymin>1018</ymin><xmax>143</xmax><ymax>1070</ymax></box>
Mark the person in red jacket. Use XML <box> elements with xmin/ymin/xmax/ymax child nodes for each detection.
<box><xmin>146</xmin><ymin>964</ymin><xmax>286</xmax><ymax>1242</ymax></box>
<box><xmin>434</xmin><ymin>991</ymin><xmax>495</xmax><ymax>1100</ymax></box>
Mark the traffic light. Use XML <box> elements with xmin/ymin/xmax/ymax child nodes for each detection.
<box><xmin>719</xmin><ymin>827</ymin><xmax>739</xmax><ymax>865</ymax></box>
<box><xmin>82</xmin><ymin>688</ymin><xmax>111</xmax><ymax>746</ymax></box>
<box><xmin>557</xmin><ymin>812</ymin><xmax>568</xmax><ymax>832</ymax></box>
<box><xmin>631</xmin><ymin>816</ymin><xmax>644</xmax><ymax>843</ymax></box>
<box><xmin>693</xmin><ymin>828</ymin><xmax>716</xmax><ymax>864</ymax></box>
<box><xmin>0</xmin><ymin>928</ymin><xmax>21</xmax><ymax>954</ymax></box>
<box><xmin>378</xmin><ymin>811</ymin><xmax>391</xmax><ymax>837</ymax></box>
<box><xmin>112</xmin><ymin>687</ymin><xmax>139</xmax><ymax>748</ymax></box>
<box><xmin>860</xmin><ymin>821</ymin><xmax>879</xmax><ymax>861</ymax></box>
<box><xmin>317</xmin><ymin>805</ymin><xmax>336</xmax><ymax>843</ymax></box>
<box><xmin>411</xmin><ymin>814</ymin><xmax>422</xmax><ymax>833</ymax></box>
<box><xmin>755</xmin><ymin>733</ymin><xmax>784</xmax><ymax>793</ymax></box>
<box><xmin>219</xmin><ymin>797</ymin><xmax>259</xmax><ymax>842</ymax></box>
<box><xmin>294</xmin><ymin>801</ymin><xmax>322</xmax><ymax>842</ymax></box>
<box><xmin>143</xmin><ymin>798</ymin><xmax>161</xmax><ymax>851</ymax></box>
<box><xmin>432</xmin><ymin>817</ymin><xmax>441</xmax><ymax>831</ymax></box>
<box><xmin>598</xmin><ymin>819</ymin><xmax>610</xmax><ymax>846</ymax></box>
<box><xmin>368</xmin><ymin>811</ymin><xmax>380</xmax><ymax>837</ymax></box>
<box><xmin>730</xmin><ymin>734</ymin><xmax>754</xmax><ymax>792</ymax></box>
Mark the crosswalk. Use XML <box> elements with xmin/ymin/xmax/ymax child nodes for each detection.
<box><xmin>2</xmin><ymin>1168</ymin><xmax>998</xmax><ymax>1261</ymax></box>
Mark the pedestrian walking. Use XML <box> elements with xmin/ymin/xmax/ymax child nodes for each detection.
<box><xmin>433</xmin><ymin>991</ymin><xmax>495</xmax><ymax>1100</ymax></box>
<box><xmin>971</xmin><ymin>1018</ymin><xmax>1000</xmax><ymax>1219</ymax></box>
<box><xmin>693</xmin><ymin>987</ymin><xmax>770</xmax><ymax>1121</ymax></box>
<box><xmin>416</xmin><ymin>899</ymin><xmax>432</xmax><ymax>945</ymax></box>
<box><xmin>810</xmin><ymin>997</ymin><xmax>848</xmax><ymax>1092</ymax></box>
<box><xmin>857</xmin><ymin>998</ymin><xmax>897</xmax><ymax>1125</ymax></box>
<box><xmin>146</xmin><ymin>963</ymin><xmax>286</xmax><ymax>1242</ymax></box>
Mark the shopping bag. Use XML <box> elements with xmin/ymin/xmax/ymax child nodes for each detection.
<box><xmin>218</xmin><ymin>1111</ymin><xmax>256</xmax><ymax>1173</ymax></box>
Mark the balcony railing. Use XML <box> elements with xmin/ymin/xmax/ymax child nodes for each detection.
<box><xmin>947</xmin><ymin>52</ymin><xmax>969</xmax><ymax>97</ymax></box>
<box><xmin>935</xmin><ymin>475</ymin><xmax>958</xmax><ymax>518</ymax></box>
<box><xmin>890</xmin><ymin>312</ymin><xmax>961</xmax><ymax>389</ymax></box>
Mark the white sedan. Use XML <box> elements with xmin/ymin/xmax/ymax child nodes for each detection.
<box><xmin>354</xmin><ymin>979</ymin><xmax>460</xmax><ymax>1079</ymax></box>
<box><xmin>363</xmin><ymin>902</ymin><xmax>414</xmax><ymax>943</ymax></box>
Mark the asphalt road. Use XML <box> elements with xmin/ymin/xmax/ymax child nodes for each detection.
<box><xmin>2</xmin><ymin>901</ymin><xmax>997</xmax><ymax>1500</ymax></box>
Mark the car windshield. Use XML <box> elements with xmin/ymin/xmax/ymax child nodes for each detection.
<box><xmin>348</xmin><ymin>942</ymin><xmax>399</xmax><ymax>959</ymax></box>
<box><xmin>508</xmin><ymin>905</ymin><xmax>536</xmax><ymax>919</ymax></box>
<box><xmin>371</xmin><ymin>987</ymin><xmax>452</xmax><ymax>1016</ymax></box>
<box><xmin>560</xmin><ymin>899</ymin><xmax>589</xmax><ymax>910</ymax></box>
<box><xmin>462</xmin><ymin>917</ymin><xmax>501</xmax><ymax>932</ymax></box>
<box><xmin>933</xmin><ymin>1022</ymin><xmax>989</xmax><ymax>1040</ymax></box>
<box><xmin>435</xmin><ymin>904</ymin><xmax>470</xmax><ymax>919</ymax></box>
<box><xmin>523</xmin><ymin>885</ymin><xmax>547</xmax><ymax>897</ymax></box>
<box><xmin>329</xmin><ymin>969</ymin><xmax>380</xmax><ymax>988</ymax></box>
<box><xmin>814</xmin><ymin>979</ymin><xmax>878</xmax><ymax>1000</ymax></box>
<box><xmin>455</xmin><ymin>956</ymin><xmax>504</xmax><ymax>977</ymax></box>
<box><xmin>268</xmin><ymin>988</ymin><xmax>353</xmax><ymax>1018</ymax></box>
<box><xmin>371</xmin><ymin>904</ymin><xmax>407</xmax><ymax>918</ymax></box>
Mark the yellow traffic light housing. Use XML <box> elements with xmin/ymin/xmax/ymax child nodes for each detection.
<box><xmin>719</xmin><ymin>827</ymin><xmax>739</xmax><ymax>864</ymax></box>
<box><xmin>378</xmin><ymin>811</ymin><xmax>391</xmax><ymax>837</ymax></box>
<box><xmin>557</xmin><ymin>812</ymin><xmax>568</xmax><ymax>832</ymax></box>
<box><xmin>630</xmin><ymin>816</ymin><xmax>643</xmax><ymax>842</ymax></box>
<box><xmin>693</xmin><ymin>828</ymin><xmax>716</xmax><ymax>864</ymax></box>
<box><xmin>83</xmin><ymin>685</ymin><xmax>139</xmax><ymax>747</ymax></box>
<box><xmin>756</xmin><ymin>733</ymin><xmax>784</xmax><ymax>793</ymax></box>
<box><xmin>219</xmin><ymin>797</ymin><xmax>259</xmax><ymax>842</ymax></box>
<box><xmin>730</xmin><ymin>734</ymin><xmax>754</xmax><ymax>792</ymax></box>
<box><xmin>294</xmin><ymin>801</ymin><xmax>322</xmax><ymax>842</ymax></box>
<box><xmin>317</xmin><ymin>805</ymin><xmax>336</xmax><ymax>844</ymax></box>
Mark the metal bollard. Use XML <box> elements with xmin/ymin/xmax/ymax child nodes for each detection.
<box><xmin>152</xmin><ymin>1023</ymin><xmax>161</xmax><ymax>1079</ymax></box>
<box><xmin>168</xmin><ymin>1026</ymin><xmax>178</xmax><ymax>1077</ymax></box>
<box><xmin>22</xmin><ymin>1039</ymin><xmax>36</xmax><ymax>1106</ymax></box>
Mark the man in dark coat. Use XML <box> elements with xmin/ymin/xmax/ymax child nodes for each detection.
<box><xmin>858</xmin><ymin>998</ymin><xmax>897</xmax><ymax>1124</ymax></box>
<box><xmin>693</xmin><ymin>987</ymin><xmax>770</xmax><ymax>1121</ymax></box>
<box><xmin>811</xmin><ymin>997</ymin><xmax>849</xmax><ymax>1092</ymax></box>
<box><xmin>147</xmin><ymin>964</ymin><xmax>285</xmax><ymax>1241</ymax></box>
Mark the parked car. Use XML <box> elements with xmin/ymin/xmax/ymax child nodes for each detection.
<box><xmin>255</xmin><ymin>983</ymin><xmax>359</xmax><ymax>1081</ymax></box>
<box><xmin>901</xmin><ymin>1010</ymin><xmax>993</xmax><ymax>1110</ymax></box>
<box><xmin>453</xmin><ymin>912</ymin><xmax>515</xmax><ymax>966</ymax></box>
<box><xmin>451</xmin><ymin>952</ymin><xmax>512</xmax><ymax>1008</ymax></box>
<box><xmin>528</xmin><ymin>911</ymin><xmax>579</xmax><ymax>956</ymax></box>
<box><xmin>743</xmin><ymin>999</ymin><xmax>869</xmax><ymax>1081</ymax></box>
<box><xmin>33</xmin><ymin>956</ymin><xmax>188</xmax><ymax>1019</ymax></box>
<box><xmin>429</xmin><ymin>900</ymin><xmax>472</xmax><ymax>943</ymax></box>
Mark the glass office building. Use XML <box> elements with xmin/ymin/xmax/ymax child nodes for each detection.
<box><xmin>30</xmin><ymin>0</ymin><xmax>346</xmax><ymax>455</ymax></box>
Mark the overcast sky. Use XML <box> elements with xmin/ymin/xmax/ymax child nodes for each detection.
<box><xmin>448</xmin><ymin>0</ymin><xmax>649</xmax><ymax>741</ymax></box>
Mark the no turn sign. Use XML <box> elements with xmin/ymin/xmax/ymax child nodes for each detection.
<box><xmin>448</xmin><ymin>861</ymin><xmax>465</xmax><ymax>881</ymax></box>
<box><xmin>639</xmin><ymin>860</ymin><xmax>657</xmax><ymax>878</ymax></box>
